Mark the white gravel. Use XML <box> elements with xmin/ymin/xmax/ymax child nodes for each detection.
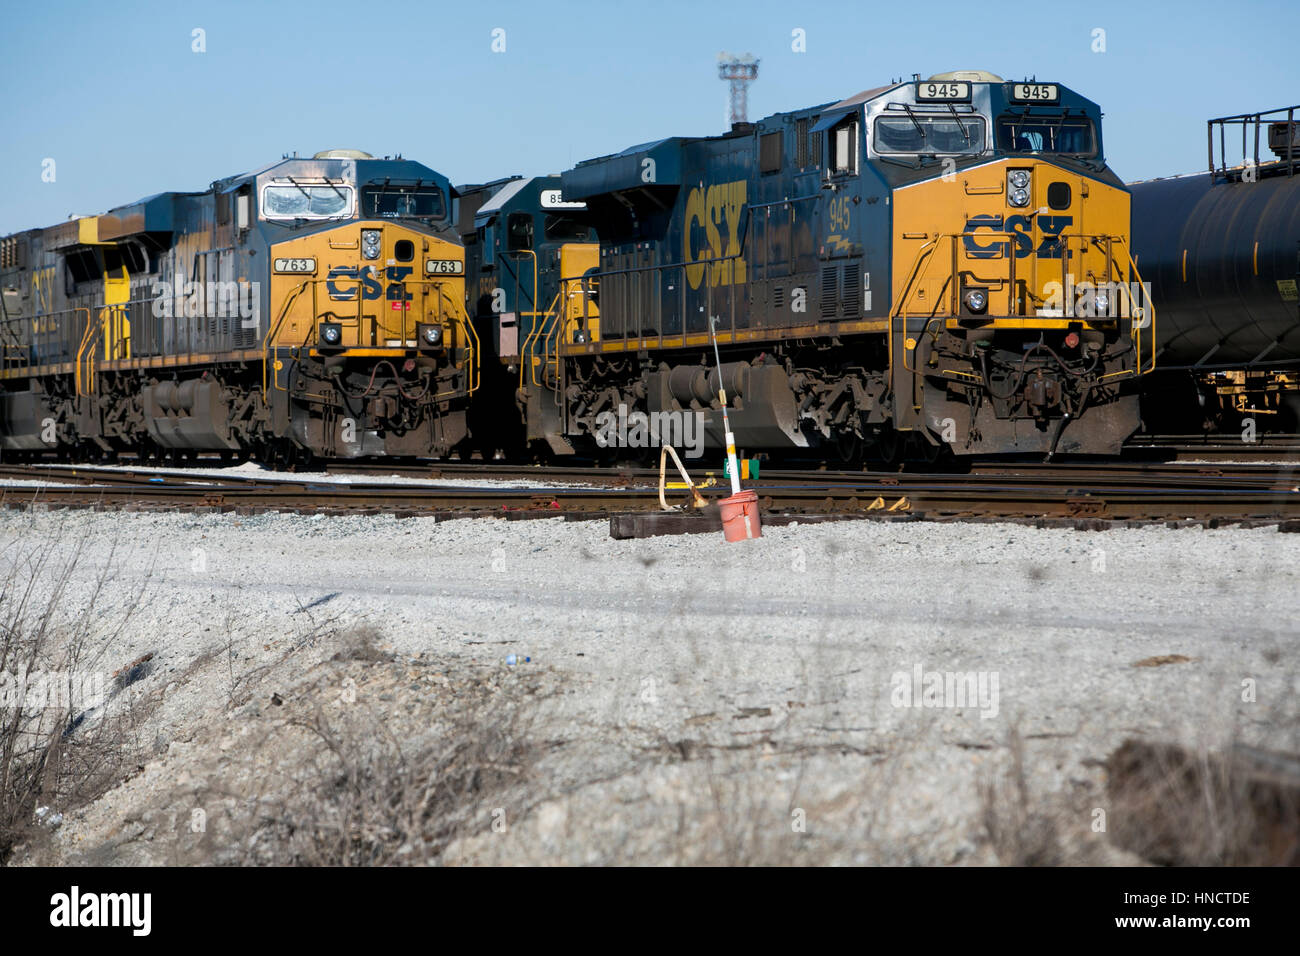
<box><xmin>4</xmin><ymin>507</ymin><xmax>1297</xmax><ymax>865</ymax></box>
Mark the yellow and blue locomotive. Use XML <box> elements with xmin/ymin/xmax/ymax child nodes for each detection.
<box><xmin>512</xmin><ymin>71</ymin><xmax>1152</xmax><ymax>460</ymax></box>
<box><xmin>0</xmin><ymin>150</ymin><xmax>477</xmax><ymax>463</ymax></box>
<box><xmin>456</xmin><ymin>175</ymin><xmax>598</xmax><ymax>455</ymax></box>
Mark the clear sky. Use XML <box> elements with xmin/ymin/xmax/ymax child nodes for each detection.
<box><xmin>1</xmin><ymin>0</ymin><xmax>1297</xmax><ymax>234</ymax></box>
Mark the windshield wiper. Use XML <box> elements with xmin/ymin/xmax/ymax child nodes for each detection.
<box><xmin>322</xmin><ymin>179</ymin><xmax>348</xmax><ymax>204</ymax></box>
<box><xmin>945</xmin><ymin>102</ymin><xmax>972</xmax><ymax>146</ymax></box>
<box><xmin>900</xmin><ymin>103</ymin><xmax>927</xmax><ymax>142</ymax></box>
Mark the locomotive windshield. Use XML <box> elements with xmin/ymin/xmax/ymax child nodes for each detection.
<box><xmin>262</xmin><ymin>183</ymin><xmax>354</xmax><ymax>220</ymax></box>
<box><xmin>873</xmin><ymin>115</ymin><xmax>986</xmax><ymax>155</ymax></box>
<box><xmin>543</xmin><ymin>214</ymin><xmax>593</xmax><ymax>242</ymax></box>
<box><xmin>997</xmin><ymin>115</ymin><xmax>1096</xmax><ymax>156</ymax></box>
<box><xmin>362</xmin><ymin>185</ymin><xmax>447</xmax><ymax>221</ymax></box>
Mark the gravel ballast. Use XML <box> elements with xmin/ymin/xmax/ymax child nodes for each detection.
<box><xmin>3</xmin><ymin>507</ymin><xmax>1296</xmax><ymax>865</ymax></box>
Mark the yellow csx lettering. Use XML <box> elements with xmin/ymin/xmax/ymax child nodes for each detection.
<box><xmin>684</xmin><ymin>180</ymin><xmax>746</xmax><ymax>290</ymax></box>
<box><xmin>31</xmin><ymin>266</ymin><xmax>55</xmax><ymax>313</ymax></box>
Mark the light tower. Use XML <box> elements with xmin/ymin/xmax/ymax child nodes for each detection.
<box><xmin>717</xmin><ymin>52</ymin><xmax>759</xmax><ymax>126</ymax></box>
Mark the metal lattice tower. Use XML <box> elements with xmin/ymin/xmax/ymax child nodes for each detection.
<box><xmin>717</xmin><ymin>52</ymin><xmax>759</xmax><ymax>126</ymax></box>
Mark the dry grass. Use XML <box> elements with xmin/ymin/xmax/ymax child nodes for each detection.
<box><xmin>0</xmin><ymin>527</ymin><xmax>153</xmax><ymax>862</ymax></box>
<box><xmin>211</xmin><ymin>645</ymin><xmax>546</xmax><ymax>866</ymax></box>
<box><xmin>1106</xmin><ymin>738</ymin><xmax>1300</xmax><ymax>866</ymax></box>
<box><xmin>979</xmin><ymin>728</ymin><xmax>1073</xmax><ymax>865</ymax></box>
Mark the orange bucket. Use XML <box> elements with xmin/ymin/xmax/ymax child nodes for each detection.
<box><xmin>718</xmin><ymin>489</ymin><xmax>762</xmax><ymax>542</ymax></box>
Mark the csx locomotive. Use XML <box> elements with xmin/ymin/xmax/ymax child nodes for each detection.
<box><xmin>0</xmin><ymin>151</ymin><xmax>477</xmax><ymax>463</ymax></box>
<box><xmin>504</xmin><ymin>71</ymin><xmax>1152</xmax><ymax>460</ymax></box>
<box><xmin>455</xmin><ymin>174</ymin><xmax>598</xmax><ymax>456</ymax></box>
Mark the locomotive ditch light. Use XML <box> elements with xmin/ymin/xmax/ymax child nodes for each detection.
<box><xmin>1007</xmin><ymin>168</ymin><xmax>1031</xmax><ymax>206</ymax></box>
<box><xmin>964</xmin><ymin>288</ymin><xmax>988</xmax><ymax>314</ymax></box>
<box><xmin>319</xmin><ymin>322</ymin><xmax>343</xmax><ymax>347</ymax></box>
<box><xmin>417</xmin><ymin>322</ymin><xmax>443</xmax><ymax>348</ymax></box>
<box><xmin>361</xmin><ymin>229</ymin><xmax>382</xmax><ymax>260</ymax></box>
<box><xmin>1078</xmin><ymin>290</ymin><xmax>1113</xmax><ymax>318</ymax></box>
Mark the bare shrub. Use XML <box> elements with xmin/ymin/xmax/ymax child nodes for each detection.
<box><xmin>0</xmin><ymin>525</ymin><xmax>152</xmax><ymax>862</ymax></box>
<box><xmin>227</xmin><ymin>650</ymin><xmax>543</xmax><ymax>866</ymax></box>
<box><xmin>1106</xmin><ymin>738</ymin><xmax>1300</xmax><ymax>866</ymax></box>
<box><xmin>979</xmin><ymin>728</ymin><xmax>1069</xmax><ymax>866</ymax></box>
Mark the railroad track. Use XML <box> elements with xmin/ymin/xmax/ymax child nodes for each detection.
<box><xmin>1124</xmin><ymin>433</ymin><xmax>1300</xmax><ymax>461</ymax></box>
<box><xmin>2</xmin><ymin>460</ymin><xmax>1298</xmax><ymax>527</ymax></box>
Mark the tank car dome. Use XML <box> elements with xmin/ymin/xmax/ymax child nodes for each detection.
<box><xmin>311</xmin><ymin>149</ymin><xmax>374</xmax><ymax>159</ymax></box>
<box><xmin>926</xmin><ymin>70</ymin><xmax>1004</xmax><ymax>82</ymax></box>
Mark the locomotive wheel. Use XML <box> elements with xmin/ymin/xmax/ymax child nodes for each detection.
<box><xmin>835</xmin><ymin>430</ymin><xmax>863</xmax><ymax>464</ymax></box>
<box><xmin>911</xmin><ymin>433</ymin><xmax>945</xmax><ymax>466</ymax></box>
<box><xmin>873</xmin><ymin>426</ymin><xmax>900</xmax><ymax>468</ymax></box>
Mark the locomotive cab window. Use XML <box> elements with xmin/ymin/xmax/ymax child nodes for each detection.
<box><xmin>507</xmin><ymin>212</ymin><xmax>534</xmax><ymax>251</ymax></box>
<box><xmin>261</xmin><ymin>183</ymin><xmax>354</xmax><ymax>220</ymax></box>
<box><xmin>363</xmin><ymin>185</ymin><xmax>447</xmax><ymax>221</ymax></box>
<box><xmin>543</xmin><ymin>215</ymin><xmax>593</xmax><ymax>242</ymax></box>
<box><xmin>760</xmin><ymin>131</ymin><xmax>783</xmax><ymax>174</ymax></box>
<box><xmin>873</xmin><ymin>115</ymin><xmax>986</xmax><ymax>155</ymax></box>
<box><xmin>830</xmin><ymin>118</ymin><xmax>859</xmax><ymax>174</ymax></box>
<box><xmin>997</xmin><ymin>115</ymin><xmax>1097</xmax><ymax>156</ymax></box>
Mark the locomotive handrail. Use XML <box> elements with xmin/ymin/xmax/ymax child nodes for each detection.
<box><xmin>891</xmin><ymin>232</ymin><xmax>1156</xmax><ymax>383</ymax></box>
<box><xmin>1099</xmin><ymin>239</ymin><xmax>1157</xmax><ymax>380</ymax></box>
<box><xmin>535</xmin><ymin>273</ymin><xmax>602</xmax><ymax>391</ymax></box>
<box><xmin>0</xmin><ymin>306</ymin><xmax>91</xmax><ymax>379</ymax></box>
<box><xmin>437</xmin><ymin>284</ymin><xmax>481</xmax><ymax>397</ymax></box>
<box><xmin>547</xmin><ymin>249</ymin><xmax>744</xmax><ymax>353</ymax></box>
<box><xmin>523</xmin><ymin>290</ymin><xmax>564</xmax><ymax>389</ymax></box>
<box><xmin>262</xmin><ymin>276</ymin><xmax>479</xmax><ymax>401</ymax></box>
<box><xmin>502</xmin><ymin>248</ymin><xmax>540</xmax><ymax>318</ymax></box>
<box><xmin>262</xmin><ymin>280</ymin><xmax>310</xmax><ymax>401</ymax></box>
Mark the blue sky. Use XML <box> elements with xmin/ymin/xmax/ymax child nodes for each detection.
<box><xmin>1</xmin><ymin>0</ymin><xmax>1297</xmax><ymax>234</ymax></box>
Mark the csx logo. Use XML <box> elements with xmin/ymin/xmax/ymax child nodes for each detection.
<box><xmin>684</xmin><ymin>179</ymin><xmax>746</xmax><ymax>290</ymax></box>
<box><xmin>326</xmin><ymin>266</ymin><xmax>413</xmax><ymax>301</ymax></box>
<box><xmin>962</xmin><ymin>215</ymin><xmax>1072</xmax><ymax>259</ymax></box>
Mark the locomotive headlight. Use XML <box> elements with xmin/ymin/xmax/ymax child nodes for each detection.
<box><xmin>964</xmin><ymin>289</ymin><xmax>988</xmax><ymax>313</ymax></box>
<box><xmin>361</xmin><ymin>229</ymin><xmax>382</xmax><ymax>260</ymax></box>
<box><xmin>1093</xmin><ymin>291</ymin><xmax>1110</xmax><ymax>316</ymax></box>
<box><xmin>417</xmin><ymin>322</ymin><xmax>443</xmax><ymax>348</ymax></box>
<box><xmin>319</xmin><ymin>322</ymin><xmax>343</xmax><ymax>346</ymax></box>
<box><xmin>1009</xmin><ymin>187</ymin><xmax>1030</xmax><ymax>207</ymax></box>
<box><xmin>1008</xmin><ymin>169</ymin><xmax>1031</xmax><ymax>189</ymax></box>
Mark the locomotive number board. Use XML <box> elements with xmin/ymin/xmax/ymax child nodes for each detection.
<box><xmin>1010</xmin><ymin>83</ymin><xmax>1059</xmax><ymax>103</ymax></box>
<box><xmin>916</xmin><ymin>81</ymin><xmax>971</xmax><ymax>102</ymax></box>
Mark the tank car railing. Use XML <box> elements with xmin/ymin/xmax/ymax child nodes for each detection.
<box><xmin>1209</xmin><ymin>105</ymin><xmax>1297</xmax><ymax>181</ymax></box>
